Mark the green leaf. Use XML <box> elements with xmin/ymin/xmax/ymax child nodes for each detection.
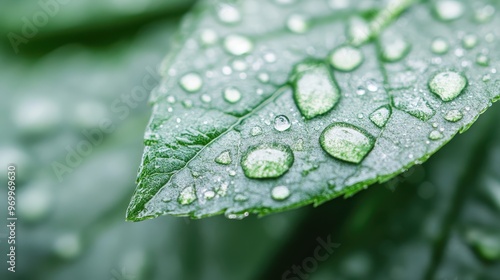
<box><xmin>126</xmin><ymin>0</ymin><xmax>500</xmax><ymax>221</ymax></box>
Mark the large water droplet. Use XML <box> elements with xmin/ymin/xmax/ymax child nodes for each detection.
<box><xmin>431</xmin><ymin>38</ymin><xmax>449</xmax><ymax>54</ymax></box>
<box><xmin>392</xmin><ymin>94</ymin><xmax>435</xmax><ymax>121</ymax></box>
<box><xmin>179</xmin><ymin>73</ymin><xmax>203</xmax><ymax>93</ymax></box>
<box><xmin>369</xmin><ymin>106</ymin><xmax>392</xmax><ymax>128</ymax></box>
<box><xmin>291</xmin><ymin>61</ymin><xmax>341</xmax><ymax>119</ymax></box>
<box><xmin>217</xmin><ymin>4</ymin><xmax>241</xmax><ymax>24</ymax></box>
<box><xmin>435</xmin><ymin>0</ymin><xmax>464</xmax><ymax>21</ymax></box>
<box><xmin>241</xmin><ymin>143</ymin><xmax>294</xmax><ymax>179</ymax></box>
<box><xmin>271</xmin><ymin>186</ymin><xmax>291</xmax><ymax>201</ymax></box>
<box><xmin>286</xmin><ymin>14</ymin><xmax>309</xmax><ymax>33</ymax></box>
<box><xmin>223</xmin><ymin>87</ymin><xmax>242</xmax><ymax>103</ymax></box>
<box><xmin>320</xmin><ymin>123</ymin><xmax>375</xmax><ymax>164</ymax></box>
<box><xmin>444</xmin><ymin>109</ymin><xmax>463</xmax><ymax>122</ymax></box>
<box><xmin>215</xmin><ymin>150</ymin><xmax>232</xmax><ymax>165</ymax></box>
<box><xmin>429</xmin><ymin>71</ymin><xmax>467</xmax><ymax>102</ymax></box>
<box><xmin>274</xmin><ymin>115</ymin><xmax>291</xmax><ymax>131</ymax></box>
<box><xmin>329</xmin><ymin>46</ymin><xmax>364</xmax><ymax>72</ymax></box>
<box><xmin>178</xmin><ymin>186</ymin><xmax>197</xmax><ymax>205</ymax></box>
<box><xmin>224</xmin><ymin>35</ymin><xmax>253</xmax><ymax>56</ymax></box>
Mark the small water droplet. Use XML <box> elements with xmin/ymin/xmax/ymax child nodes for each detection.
<box><xmin>178</xmin><ymin>186</ymin><xmax>197</xmax><ymax>205</ymax></box>
<box><xmin>264</xmin><ymin>52</ymin><xmax>277</xmax><ymax>63</ymax></box>
<box><xmin>224</xmin><ymin>35</ymin><xmax>253</xmax><ymax>56</ymax></box>
<box><xmin>258</xmin><ymin>72</ymin><xmax>270</xmax><ymax>83</ymax></box>
<box><xmin>223</xmin><ymin>87</ymin><xmax>242</xmax><ymax>103</ymax></box>
<box><xmin>241</xmin><ymin>143</ymin><xmax>294</xmax><ymax>179</ymax></box>
<box><xmin>431</xmin><ymin>38</ymin><xmax>449</xmax><ymax>54</ymax></box>
<box><xmin>320</xmin><ymin>123</ymin><xmax>375</xmax><ymax>164</ymax></box>
<box><xmin>381</xmin><ymin>38</ymin><xmax>410</xmax><ymax>62</ymax></box>
<box><xmin>204</xmin><ymin>190</ymin><xmax>215</xmax><ymax>200</ymax></box>
<box><xmin>291</xmin><ymin>61</ymin><xmax>341</xmax><ymax>119</ymax></box>
<box><xmin>234</xmin><ymin>194</ymin><xmax>248</xmax><ymax>202</ymax></box>
<box><xmin>286</xmin><ymin>14</ymin><xmax>309</xmax><ymax>33</ymax></box>
<box><xmin>182</xmin><ymin>99</ymin><xmax>193</xmax><ymax>108</ymax></box>
<box><xmin>329</xmin><ymin>46</ymin><xmax>364</xmax><ymax>72</ymax></box>
<box><xmin>200</xmin><ymin>29</ymin><xmax>218</xmax><ymax>45</ymax></box>
<box><xmin>356</xmin><ymin>87</ymin><xmax>366</xmax><ymax>96</ymax></box>
<box><xmin>476</xmin><ymin>54</ymin><xmax>490</xmax><ymax>66</ymax></box>
<box><xmin>201</xmin><ymin>94</ymin><xmax>212</xmax><ymax>103</ymax></box>
<box><xmin>251</xmin><ymin>126</ymin><xmax>263</xmax><ymax>136</ymax></box>
<box><xmin>217</xmin><ymin>4</ymin><xmax>241</xmax><ymax>24</ymax></box>
<box><xmin>475</xmin><ymin>5</ymin><xmax>495</xmax><ymax>23</ymax></box>
<box><xmin>435</xmin><ymin>0</ymin><xmax>464</xmax><ymax>21</ymax></box>
<box><xmin>179</xmin><ymin>73</ymin><xmax>203</xmax><ymax>93</ymax></box>
<box><xmin>429</xmin><ymin>71</ymin><xmax>467</xmax><ymax>102</ymax></box>
<box><xmin>444</xmin><ymin>109</ymin><xmax>463</xmax><ymax>122</ymax></box>
<box><xmin>462</xmin><ymin>34</ymin><xmax>478</xmax><ymax>49</ymax></box>
<box><xmin>232</xmin><ymin>59</ymin><xmax>248</xmax><ymax>71</ymax></box>
<box><xmin>369</xmin><ymin>106</ymin><xmax>392</xmax><ymax>128</ymax></box>
<box><xmin>429</xmin><ymin>130</ymin><xmax>444</xmax><ymax>140</ymax></box>
<box><xmin>366</xmin><ymin>80</ymin><xmax>378</xmax><ymax>92</ymax></box>
<box><xmin>274</xmin><ymin>115</ymin><xmax>291</xmax><ymax>131</ymax></box>
<box><xmin>271</xmin><ymin>186</ymin><xmax>291</xmax><ymax>201</ymax></box>
<box><xmin>215</xmin><ymin>150</ymin><xmax>232</xmax><ymax>165</ymax></box>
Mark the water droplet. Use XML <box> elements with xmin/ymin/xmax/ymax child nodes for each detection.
<box><xmin>429</xmin><ymin>130</ymin><xmax>444</xmax><ymax>140</ymax></box>
<box><xmin>223</xmin><ymin>87</ymin><xmax>242</xmax><ymax>103</ymax></box>
<box><xmin>370</xmin><ymin>106</ymin><xmax>392</xmax><ymax>128</ymax></box>
<box><xmin>435</xmin><ymin>0</ymin><xmax>464</xmax><ymax>21</ymax></box>
<box><xmin>258</xmin><ymin>72</ymin><xmax>270</xmax><ymax>83</ymax></box>
<box><xmin>475</xmin><ymin>5</ymin><xmax>495</xmax><ymax>23</ymax></box>
<box><xmin>200</xmin><ymin>29</ymin><xmax>218</xmax><ymax>45</ymax></box>
<box><xmin>274</xmin><ymin>115</ymin><xmax>291</xmax><ymax>131</ymax></box>
<box><xmin>392</xmin><ymin>94</ymin><xmax>435</xmax><ymax>121</ymax></box>
<box><xmin>329</xmin><ymin>46</ymin><xmax>364</xmax><ymax>72</ymax></box>
<box><xmin>224</xmin><ymin>35</ymin><xmax>253</xmax><ymax>56</ymax></box>
<box><xmin>320</xmin><ymin>123</ymin><xmax>375</xmax><ymax>164</ymax></box>
<box><xmin>271</xmin><ymin>186</ymin><xmax>291</xmax><ymax>201</ymax></box>
<box><xmin>264</xmin><ymin>52</ymin><xmax>277</xmax><ymax>63</ymax></box>
<box><xmin>217</xmin><ymin>4</ymin><xmax>241</xmax><ymax>24</ymax></box>
<box><xmin>178</xmin><ymin>186</ymin><xmax>197</xmax><ymax>205</ymax></box>
<box><xmin>179</xmin><ymin>73</ymin><xmax>203</xmax><ymax>93</ymax></box>
<box><xmin>201</xmin><ymin>94</ymin><xmax>212</xmax><ymax>103</ymax></box>
<box><xmin>241</xmin><ymin>143</ymin><xmax>294</xmax><ymax>179</ymax></box>
<box><xmin>429</xmin><ymin>71</ymin><xmax>467</xmax><ymax>102</ymax></box>
<box><xmin>182</xmin><ymin>99</ymin><xmax>193</xmax><ymax>108</ymax></box>
<box><xmin>366</xmin><ymin>80</ymin><xmax>378</xmax><ymax>92</ymax></box>
<box><xmin>215</xmin><ymin>150</ymin><xmax>232</xmax><ymax>165</ymax></box>
<box><xmin>431</xmin><ymin>38</ymin><xmax>449</xmax><ymax>54</ymax></box>
<box><xmin>234</xmin><ymin>194</ymin><xmax>248</xmax><ymax>202</ymax></box>
<box><xmin>381</xmin><ymin>38</ymin><xmax>410</xmax><ymax>62</ymax></box>
<box><xmin>476</xmin><ymin>54</ymin><xmax>490</xmax><ymax>66</ymax></box>
<box><xmin>462</xmin><ymin>34</ymin><xmax>478</xmax><ymax>49</ymax></box>
<box><xmin>291</xmin><ymin>61</ymin><xmax>341</xmax><ymax>119</ymax></box>
<box><xmin>251</xmin><ymin>126</ymin><xmax>263</xmax><ymax>136</ymax></box>
<box><xmin>286</xmin><ymin>14</ymin><xmax>309</xmax><ymax>33</ymax></box>
<box><xmin>293</xmin><ymin>138</ymin><xmax>304</xmax><ymax>151</ymax></box>
<box><xmin>204</xmin><ymin>190</ymin><xmax>215</xmax><ymax>200</ymax></box>
<box><xmin>444</xmin><ymin>109</ymin><xmax>463</xmax><ymax>122</ymax></box>
<box><xmin>356</xmin><ymin>87</ymin><xmax>366</xmax><ymax>96</ymax></box>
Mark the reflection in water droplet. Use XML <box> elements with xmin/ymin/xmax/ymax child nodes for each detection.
<box><xmin>271</xmin><ymin>186</ymin><xmax>291</xmax><ymax>201</ymax></box>
<box><xmin>215</xmin><ymin>150</ymin><xmax>232</xmax><ymax>165</ymax></box>
<box><xmin>429</xmin><ymin>71</ymin><xmax>467</xmax><ymax>102</ymax></box>
<box><xmin>429</xmin><ymin>130</ymin><xmax>444</xmax><ymax>140</ymax></box>
<box><xmin>241</xmin><ymin>143</ymin><xmax>294</xmax><ymax>179</ymax></box>
<box><xmin>444</xmin><ymin>109</ymin><xmax>463</xmax><ymax>122</ymax></box>
<box><xmin>224</xmin><ymin>35</ymin><xmax>253</xmax><ymax>56</ymax></box>
<box><xmin>431</xmin><ymin>38</ymin><xmax>449</xmax><ymax>54</ymax></box>
<box><xmin>370</xmin><ymin>106</ymin><xmax>391</xmax><ymax>128</ymax></box>
<box><xmin>274</xmin><ymin>115</ymin><xmax>291</xmax><ymax>131</ymax></box>
<box><xmin>435</xmin><ymin>0</ymin><xmax>464</xmax><ymax>21</ymax></box>
<box><xmin>178</xmin><ymin>186</ymin><xmax>197</xmax><ymax>205</ymax></box>
<box><xmin>320</xmin><ymin>123</ymin><xmax>375</xmax><ymax>164</ymax></box>
<box><xmin>291</xmin><ymin>61</ymin><xmax>341</xmax><ymax>119</ymax></box>
<box><xmin>329</xmin><ymin>46</ymin><xmax>364</xmax><ymax>72</ymax></box>
<box><xmin>223</xmin><ymin>87</ymin><xmax>242</xmax><ymax>103</ymax></box>
<box><xmin>179</xmin><ymin>73</ymin><xmax>203</xmax><ymax>93</ymax></box>
<box><xmin>286</xmin><ymin>14</ymin><xmax>309</xmax><ymax>33</ymax></box>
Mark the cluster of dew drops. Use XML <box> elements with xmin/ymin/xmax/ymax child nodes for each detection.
<box><xmin>171</xmin><ymin>0</ymin><xmax>498</xmax><ymax>212</ymax></box>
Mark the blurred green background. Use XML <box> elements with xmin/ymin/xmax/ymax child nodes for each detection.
<box><xmin>1</xmin><ymin>1</ymin><xmax>499</xmax><ymax>279</ymax></box>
